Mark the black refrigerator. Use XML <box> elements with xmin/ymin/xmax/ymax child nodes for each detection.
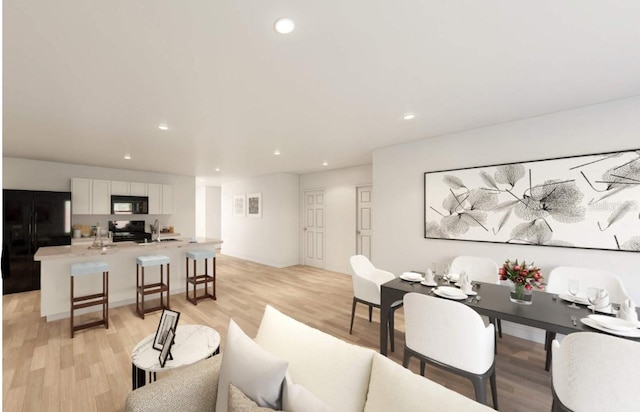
<box><xmin>2</xmin><ymin>189</ymin><xmax>72</xmax><ymax>294</ymax></box>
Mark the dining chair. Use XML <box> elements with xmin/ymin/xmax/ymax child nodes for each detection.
<box><xmin>544</xmin><ymin>266</ymin><xmax>630</xmax><ymax>370</ymax></box>
<box><xmin>551</xmin><ymin>332</ymin><xmax>640</xmax><ymax>412</ymax></box>
<box><xmin>349</xmin><ymin>255</ymin><xmax>403</xmax><ymax>352</ymax></box>
<box><xmin>402</xmin><ymin>292</ymin><xmax>498</xmax><ymax>409</ymax></box>
<box><xmin>450</xmin><ymin>256</ymin><xmax>503</xmax><ymax>339</ymax></box>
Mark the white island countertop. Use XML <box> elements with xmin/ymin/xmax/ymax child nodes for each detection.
<box><xmin>34</xmin><ymin>237</ymin><xmax>223</xmax><ymax>321</ymax></box>
<box><xmin>34</xmin><ymin>237</ymin><xmax>223</xmax><ymax>261</ymax></box>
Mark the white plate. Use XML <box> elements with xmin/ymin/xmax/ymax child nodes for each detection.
<box><xmin>420</xmin><ymin>280</ymin><xmax>438</xmax><ymax>287</ymax></box>
<box><xmin>446</xmin><ymin>273</ymin><xmax>460</xmax><ymax>282</ymax></box>
<box><xmin>588</xmin><ymin>314</ymin><xmax>638</xmax><ymax>331</ymax></box>
<box><xmin>558</xmin><ymin>293</ymin><xmax>590</xmax><ymax>305</ymax></box>
<box><xmin>400</xmin><ymin>272</ymin><xmax>424</xmax><ymax>282</ymax></box>
<box><xmin>434</xmin><ymin>286</ymin><xmax>467</xmax><ymax>300</ymax></box>
<box><xmin>587</xmin><ymin>305</ymin><xmax>618</xmax><ymax>315</ymax></box>
<box><xmin>580</xmin><ymin>318</ymin><xmax>640</xmax><ymax>338</ymax></box>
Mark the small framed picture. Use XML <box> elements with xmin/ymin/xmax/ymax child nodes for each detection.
<box><xmin>247</xmin><ymin>192</ymin><xmax>262</xmax><ymax>218</ymax></box>
<box><xmin>158</xmin><ymin>327</ymin><xmax>176</xmax><ymax>368</ymax></box>
<box><xmin>232</xmin><ymin>194</ymin><xmax>246</xmax><ymax>218</ymax></box>
<box><xmin>153</xmin><ymin>309</ymin><xmax>180</xmax><ymax>351</ymax></box>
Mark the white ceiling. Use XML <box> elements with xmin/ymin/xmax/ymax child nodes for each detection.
<box><xmin>4</xmin><ymin>1</ymin><xmax>640</xmax><ymax>186</ymax></box>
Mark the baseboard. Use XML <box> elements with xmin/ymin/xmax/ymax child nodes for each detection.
<box><xmin>500</xmin><ymin>320</ymin><xmax>546</xmax><ymax>344</ymax></box>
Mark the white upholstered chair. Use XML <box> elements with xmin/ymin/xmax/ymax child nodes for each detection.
<box><xmin>349</xmin><ymin>255</ymin><xmax>403</xmax><ymax>351</ymax></box>
<box><xmin>402</xmin><ymin>292</ymin><xmax>498</xmax><ymax>409</ymax></box>
<box><xmin>450</xmin><ymin>256</ymin><xmax>502</xmax><ymax>339</ymax></box>
<box><xmin>552</xmin><ymin>332</ymin><xmax>640</xmax><ymax>412</ymax></box>
<box><xmin>544</xmin><ymin>266</ymin><xmax>630</xmax><ymax>370</ymax></box>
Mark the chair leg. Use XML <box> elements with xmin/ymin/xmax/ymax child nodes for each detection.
<box><xmin>497</xmin><ymin>319</ymin><xmax>503</xmax><ymax>338</ymax></box>
<box><xmin>490</xmin><ymin>370</ymin><xmax>498</xmax><ymax>410</ymax></box>
<box><xmin>368</xmin><ymin>305</ymin><xmax>373</xmax><ymax>322</ymax></box>
<box><xmin>419</xmin><ymin>360</ymin><xmax>426</xmax><ymax>376</ymax></box>
<box><xmin>471</xmin><ymin>375</ymin><xmax>488</xmax><ymax>406</ymax></box>
<box><xmin>349</xmin><ymin>297</ymin><xmax>357</xmax><ymax>334</ymax></box>
<box><xmin>402</xmin><ymin>347</ymin><xmax>410</xmax><ymax>368</ymax></box>
<box><xmin>388</xmin><ymin>308</ymin><xmax>395</xmax><ymax>352</ymax></box>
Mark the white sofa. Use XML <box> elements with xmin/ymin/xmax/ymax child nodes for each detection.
<box><xmin>125</xmin><ymin>305</ymin><xmax>493</xmax><ymax>411</ymax></box>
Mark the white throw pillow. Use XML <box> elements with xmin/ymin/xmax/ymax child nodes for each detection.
<box><xmin>215</xmin><ymin>319</ymin><xmax>289</xmax><ymax>412</ymax></box>
<box><xmin>282</xmin><ymin>373</ymin><xmax>332</xmax><ymax>412</ymax></box>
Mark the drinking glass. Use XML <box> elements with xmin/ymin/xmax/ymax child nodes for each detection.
<box><xmin>431</xmin><ymin>262</ymin><xmax>438</xmax><ymax>276</ymax></box>
<box><xmin>567</xmin><ymin>279</ymin><xmax>580</xmax><ymax>309</ymax></box>
<box><xmin>587</xmin><ymin>287</ymin><xmax>599</xmax><ymax>314</ymax></box>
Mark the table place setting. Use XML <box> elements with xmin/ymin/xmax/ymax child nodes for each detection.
<box><xmin>420</xmin><ymin>269</ymin><xmax>438</xmax><ymax>287</ymax></box>
<box><xmin>580</xmin><ymin>297</ymin><xmax>640</xmax><ymax>337</ymax></box>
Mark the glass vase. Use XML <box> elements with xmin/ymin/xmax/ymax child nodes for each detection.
<box><xmin>509</xmin><ymin>282</ymin><xmax>533</xmax><ymax>305</ymax></box>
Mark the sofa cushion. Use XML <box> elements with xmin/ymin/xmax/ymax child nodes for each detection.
<box><xmin>254</xmin><ymin>305</ymin><xmax>373</xmax><ymax>412</ymax></box>
<box><xmin>229</xmin><ymin>383</ymin><xmax>281</xmax><ymax>412</ymax></box>
<box><xmin>282</xmin><ymin>373</ymin><xmax>332</xmax><ymax>412</ymax></box>
<box><xmin>364</xmin><ymin>353</ymin><xmax>494</xmax><ymax>412</ymax></box>
<box><xmin>216</xmin><ymin>320</ymin><xmax>289</xmax><ymax>412</ymax></box>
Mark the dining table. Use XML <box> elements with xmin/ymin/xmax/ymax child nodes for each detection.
<box><xmin>380</xmin><ymin>275</ymin><xmax>640</xmax><ymax>356</ymax></box>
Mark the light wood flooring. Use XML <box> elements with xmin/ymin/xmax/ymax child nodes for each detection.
<box><xmin>3</xmin><ymin>255</ymin><xmax>552</xmax><ymax>411</ymax></box>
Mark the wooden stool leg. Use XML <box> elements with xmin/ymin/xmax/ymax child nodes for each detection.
<box><xmin>70</xmin><ymin>276</ymin><xmax>74</xmax><ymax>338</ymax></box>
<box><xmin>167</xmin><ymin>263</ymin><xmax>170</xmax><ymax>308</ymax></box>
<box><xmin>104</xmin><ymin>271</ymin><xmax>109</xmax><ymax>329</ymax></box>
<box><xmin>185</xmin><ymin>257</ymin><xmax>189</xmax><ymax>302</ymax></box>
<box><xmin>141</xmin><ymin>267</ymin><xmax>145</xmax><ymax>319</ymax></box>
<box><xmin>193</xmin><ymin>259</ymin><xmax>197</xmax><ymax>304</ymax></box>
<box><xmin>160</xmin><ymin>265</ymin><xmax>164</xmax><ymax>309</ymax></box>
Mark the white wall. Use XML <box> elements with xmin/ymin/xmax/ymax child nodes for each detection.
<box><xmin>3</xmin><ymin>157</ymin><xmax>196</xmax><ymax>237</ymax></box>
<box><xmin>300</xmin><ymin>165</ymin><xmax>372</xmax><ymax>274</ymax></box>
<box><xmin>373</xmin><ymin>96</ymin><xmax>640</xmax><ymax>341</ymax></box>
<box><xmin>205</xmin><ymin>186</ymin><xmax>221</xmax><ymax>239</ymax></box>
<box><xmin>221</xmin><ymin>173</ymin><xmax>299</xmax><ymax>267</ymax></box>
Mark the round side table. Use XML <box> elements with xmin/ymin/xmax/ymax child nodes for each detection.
<box><xmin>131</xmin><ymin>324</ymin><xmax>221</xmax><ymax>389</ymax></box>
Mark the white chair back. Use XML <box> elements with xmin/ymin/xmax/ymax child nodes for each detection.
<box><xmin>403</xmin><ymin>293</ymin><xmax>494</xmax><ymax>375</ymax></box>
<box><xmin>552</xmin><ymin>332</ymin><xmax>640</xmax><ymax>411</ymax></box>
<box><xmin>450</xmin><ymin>256</ymin><xmax>499</xmax><ymax>284</ymax></box>
<box><xmin>546</xmin><ymin>266</ymin><xmax>629</xmax><ymax>304</ymax></box>
<box><xmin>349</xmin><ymin>255</ymin><xmax>395</xmax><ymax>305</ymax></box>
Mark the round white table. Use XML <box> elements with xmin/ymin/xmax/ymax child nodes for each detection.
<box><xmin>131</xmin><ymin>324</ymin><xmax>221</xmax><ymax>389</ymax></box>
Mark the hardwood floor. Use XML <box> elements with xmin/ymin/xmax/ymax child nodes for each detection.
<box><xmin>3</xmin><ymin>255</ymin><xmax>552</xmax><ymax>411</ymax></box>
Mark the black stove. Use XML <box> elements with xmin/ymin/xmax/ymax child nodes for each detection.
<box><xmin>109</xmin><ymin>220</ymin><xmax>152</xmax><ymax>243</ymax></box>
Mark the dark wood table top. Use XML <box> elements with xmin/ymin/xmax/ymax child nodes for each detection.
<box><xmin>380</xmin><ymin>277</ymin><xmax>640</xmax><ymax>347</ymax></box>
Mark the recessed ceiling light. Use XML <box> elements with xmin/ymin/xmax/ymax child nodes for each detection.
<box><xmin>124</xmin><ymin>154</ymin><xmax>131</xmax><ymax>160</ymax></box>
<box><xmin>322</xmin><ymin>161</ymin><xmax>328</xmax><ymax>166</ymax></box>
<box><xmin>274</xmin><ymin>150</ymin><xmax>281</xmax><ymax>156</ymax></box>
<box><xmin>403</xmin><ymin>113</ymin><xmax>415</xmax><ymax>120</ymax></box>
<box><xmin>158</xmin><ymin>124</ymin><xmax>169</xmax><ymax>130</ymax></box>
<box><xmin>215</xmin><ymin>168</ymin><xmax>220</xmax><ymax>172</ymax></box>
<box><xmin>274</xmin><ymin>17</ymin><xmax>295</xmax><ymax>34</ymax></box>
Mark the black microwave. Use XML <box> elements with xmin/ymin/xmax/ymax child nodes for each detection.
<box><xmin>111</xmin><ymin>195</ymin><xmax>149</xmax><ymax>215</ymax></box>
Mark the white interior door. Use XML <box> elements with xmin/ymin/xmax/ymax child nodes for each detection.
<box><xmin>304</xmin><ymin>190</ymin><xmax>325</xmax><ymax>268</ymax></box>
<box><xmin>357</xmin><ymin>186</ymin><xmax>373</xmax><ymax>260</ymax></box>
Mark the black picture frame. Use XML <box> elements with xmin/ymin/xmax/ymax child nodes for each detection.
<box><xmin>153</xmin><ymin>309</ymin><xmax>180</xmax><ymax>351</ymax></box>
<box><xmin>158</xmin><ymin>327</ymin><xmax>175</xmax><ymax>368</ymax></box>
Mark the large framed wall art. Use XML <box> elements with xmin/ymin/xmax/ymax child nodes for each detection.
<box><xmin>424</xmin><ymin>149</ymin><xmax>640</xmax><ymax>252</ymax></box>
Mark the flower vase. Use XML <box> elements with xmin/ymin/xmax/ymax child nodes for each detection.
<box><xmin>509</xmin><ymin>282</ymin><xmax>533</xmax><ymax>305</ymax></box>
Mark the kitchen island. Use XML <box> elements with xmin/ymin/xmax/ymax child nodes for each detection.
<box><xmin>34</xmin><ymin>238</ymin><xmax>223</xmax><ymax>321</ymax></box>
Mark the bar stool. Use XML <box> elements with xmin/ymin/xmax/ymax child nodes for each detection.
<box><xmin>185</xmin><ymin>249</ymin><xmax>216</xmax><ymax>305</ymax></box>
<box><xmin>70</xmin><ymin>261</ymin><xmax>109</xmax><ymax>338</ymax></box>
<box><xmin>136</xmin><ymin>255</ymin><xmax>170</xmax><ymax>319</ymax></box>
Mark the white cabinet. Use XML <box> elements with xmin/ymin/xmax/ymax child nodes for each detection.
<box><xmin>148</xmin><ymin>183</ymin><xmax>162</xmax><ymax>214</ymax></box>
<box><xmin>162</xmin><ymin>184</ymin><xmax>174</xmax><ymax>214</ymax></box>
<box><xmin>111</xmin><ymin>181</ymin><xmax>130</xmax><ymax>195</ymax></box>
<box><xmin>92</xmin><ymin>179</ymin><xmax>111</xmax><ymax>214</ymax></box>
<box><xmin>130</xmin><ymin>182</ymin><xmax>148</xmax><ymax>196</ymax></box>
<box><xmin>71</xmin><ymin>178</ymin><xmax>92</xmax><ymax>214</ymax></box>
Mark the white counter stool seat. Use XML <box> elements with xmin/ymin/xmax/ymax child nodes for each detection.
<box><xmin>185</xmin><ymin>249</ymin><xmax>216</xmax><ymax>305</ymax></box>
<box><xmin>70</xmin><ymin>261</ymin><xmax>109</xmax><ymax>338</ymax></box>
<box><xmin>136</xmin><ymin>255</ymin><xmax>171</xmax><ymax>319</ymax></box>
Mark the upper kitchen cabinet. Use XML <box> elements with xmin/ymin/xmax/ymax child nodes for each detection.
<box><xmin>71</xmin><ymin>178</ymin><xmax>91</xmax><ymax>214</ymax></box>
<box><xmin>111</xmin><ymin>181</ymin><xmax>130</xmax><ymax>195</ymax></box>
<box><xmin>148</xmin><ymin>183</ymin><xmax>174</xmax><ymax>214</ymax></box>
<box><xmin>91</xmin><ymin>179</ymin><xmax>111</xmax><ymax>214</ymax></box>
<box><xmin>130</xmin><ymin>182</ymin><xmax>148</xmax><ymax>196</ymax></box>
<box><xmin>162</xmin><ymin>184</ymin><xmax>174</xmax><ymax>214</ymax></box>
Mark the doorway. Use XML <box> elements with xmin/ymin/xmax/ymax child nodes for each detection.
<box><xmin>356</xmin><ymin>185</ymin><xmax>373</xmax><ymax>260</ymax></box>
<box><xmin>303</xmin><ymin>189</ymin><xmax>325</xmax><ymax>268</ymax></box>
